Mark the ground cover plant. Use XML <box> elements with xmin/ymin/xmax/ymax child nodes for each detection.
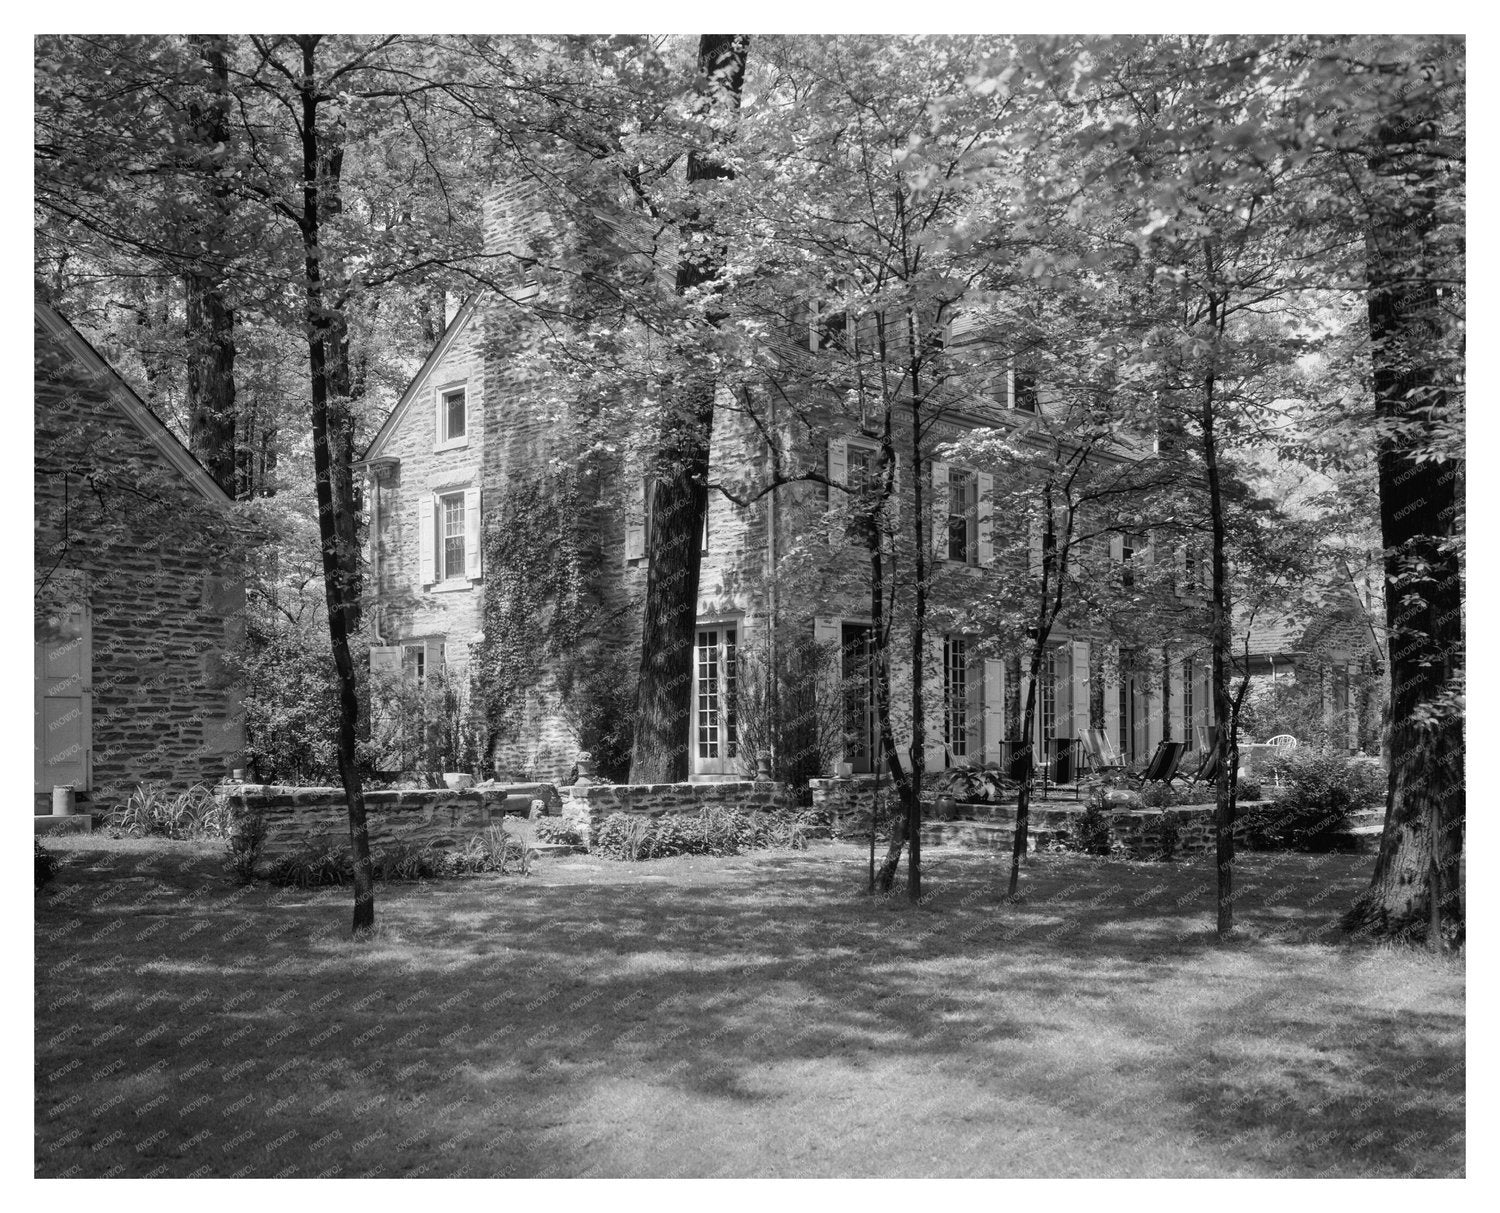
<box><xmin>35</xmin><ymin>835</ymin><xmax>1462</xmax><ymax>1178</ymax></box>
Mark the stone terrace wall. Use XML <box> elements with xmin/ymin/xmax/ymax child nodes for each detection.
<box><xmin>218</xmin><ymin>785</ymin><xmax>553</xmax><ymax>861</ymax></box>
<box><xmin>561</xmin><ymin>780</ymin><xmax>795</xmax><ymax>844</ymax></box>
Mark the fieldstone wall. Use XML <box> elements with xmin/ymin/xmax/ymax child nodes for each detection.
<box><xmin>217</xmin><ymin>784</ymin><xmax>556</xmax><ymax>860</ymax></box>
<box><xmin>561</xmin><ymin>780</ymin><xmax>796</xmax><ymax>845</ymax></box>
<box><xmin>35</xmin><ymin>309</ymin><xmax>245</xmax><ymax>810</ymax></box>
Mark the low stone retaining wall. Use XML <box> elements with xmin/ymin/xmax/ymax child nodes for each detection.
<box><xmin>216</xmin><ymin>784</ymin><xmax>553</xmax><ymax>860</ymax></box>
<box><xmin>561</xmin><ymin>780</ymin><xmax>795</xmax><ymax>845</ymax></box>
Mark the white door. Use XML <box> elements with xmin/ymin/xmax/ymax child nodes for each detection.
<box><xmin>35</xmin><ymin>604</ymin><xmax>91</xmax><ymax>795</ymax></box>
<box><xmin>693</xmin><ymin>625</ymin><xmax>741</xmax><ymax>776</ymax></box>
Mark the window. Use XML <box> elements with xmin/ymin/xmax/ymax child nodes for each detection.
<box><xmin>1182</xmin><ymin>658</ymin><xmax>1195</xmax><ymax>748</ymax></box>
<box><xmin>1121</xmin><ymin>532</ymin><xmax>1138</xmax><ymax>588</ymax></box>
<box><xmin>696</xmin><ymin>626</ymin><xmax>738</xmax><ymax>762</ymax></box>
<box><xmin>436</xmin><ymin>384</ymin><xmax>468</xmax><ymax>449</ymax></box>
<box><xmin>440</xmin><ymin>492</ymin><xmax>466</xmax><ymax>581</ymax></box>
<box><xmin>847</xmin><ymin>443</ymin><xmax>879</xmax><ymax>492</ymax></box>
<box><xmin>1041</xmin><ymin>648</ymin><xmax>1060</xmax><ymax>741</ymax></box>
<box><xmin>816</xmin><ymin>308</ymin><xmax>851</xmax><ymax>352</ymax></box>
<box><xmin>944</xmin><ymin>635</ymin><xmax>970</xmax><ymax>758</ymax></box>
<box><xmin>947</xmin><ymin>469</ymin><xmax>977</xmax><ymax>563</ymax></box>
<box><xmin>1013</xmin><ymin>371</ymin><xmax>1038</xmax><ymax>413</ymax></box>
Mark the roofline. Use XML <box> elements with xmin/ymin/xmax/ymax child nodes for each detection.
<box><xmin>35</xmin><ymin>300</ymin><xmax>234</xmax><ymax>508</ymax></box>
<box><xmin>361</xmin><ymin>295</ymin><xmax>480</xmax><ymax>462</ymax></box>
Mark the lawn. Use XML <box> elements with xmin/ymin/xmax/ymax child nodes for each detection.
<box><xmin>35</xmin><ymin>834</ymin><xmax>1464</xmax><ymax>1178</ymax></box>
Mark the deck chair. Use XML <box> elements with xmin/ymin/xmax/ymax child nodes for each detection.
<box><xmin>1134</xmin><ymin>739</ymin><xmax>1186</xmax><ymax>787</ymax></box>
<box><xmin>1080</xmin><ymin>728</ymin><xmax>1125</xmax><ymax>778</ymax></box>
<box><xmin>1187</xmin><ymin>727</ymin><xmax>1221</xmax><ymax>785</ymax></box>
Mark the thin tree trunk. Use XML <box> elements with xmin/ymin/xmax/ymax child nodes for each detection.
<box><xmin>1202</xmin><ymin>288</ymin><xmax>1235</xmax><ymax>941</ymax></box>
<box><xmin>296</xmin><ymin>35</ymin><xmax>374</xmax><ymax>934</ymax></box>
<box><xmin>1345</xmin><ymin>116</ymin><xmax>1463</xmax><ymax>947</ymax></box>
<box><xmin>871</xmin><ymin>443</ymin><xmax>913</xmax><ymax>893</ymax></box>
<box><xmin>629</xmin><ymin>34</ymin><xmax>748</xmax><ymax>783</ymax></box>
<box><xmin>183</xmin><ymin>37</ymin><xmax>237</xmax><ymax>492</ymax></box>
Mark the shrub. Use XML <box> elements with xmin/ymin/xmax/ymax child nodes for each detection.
<box><xmin>591</xmin><ymin>807</ymin><xmax>807</xmax><ymax>862</ymax></box>
<box><xmin>1243</xmin><ymin>752</ymin><xmax>1384</xmax><ymax>851</ymax></box>
<box><xmin>110</xmin><ymin>783</ymin><xmax>232</xmax><ymax>840</ymax></box>
<box><xmin>1069</xmin><ymin>803</ymin><xmax>1114</xmax><ymax>856</ymax></box>
<box><xmin>1236</xmin><ymin>778</ymin><xmax>1263</xmax><ymax>802</ymax></box>
<box><xmin>224</xmin><ymin>806</ymin><xmax>269</xmax><ymax>884</ymax></box>
<box><xmin>35</xmin><ymin>839</ymin><xmax>58</xmax><ymax>890</ymax></box>
<box><xmin>929</xmin><ymin>765</ymin><xmax>1013</xmax><ymax>805</ymax></box>
<box><xmin>1152</xmin><ymin>812</ymin><xmax>1181</xmax><ymax>863</ymax></box>
<box><xmin>533</xmin><ymin>816</ymin><xmax>586</xmax><ymax>847</ymax></box>
<box><xmin>267</xmin><ymin>837</ymin><xmax>355</xmax><ymax>888</ymax></box>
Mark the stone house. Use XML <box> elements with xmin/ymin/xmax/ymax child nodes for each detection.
<box><xmin>358</xmin><ymin>294</ymin><xmax>1226</xmax><ymax>784</ymax></box>
<box><xmin>34</xmin><ymin>301</ymin><xmax>245</xmax><ymax>812</ymax></box>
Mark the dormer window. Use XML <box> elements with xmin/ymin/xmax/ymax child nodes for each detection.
<box><xmin>435</xmin><ymin>382</ymin><xmax>468</xmax><ymax>450</ymax></box>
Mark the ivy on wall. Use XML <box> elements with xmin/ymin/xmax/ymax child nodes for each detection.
<box><xmin>471</xmin><ymin>465</ymin><xmax>636</xmax><ymax>781</ymax></box>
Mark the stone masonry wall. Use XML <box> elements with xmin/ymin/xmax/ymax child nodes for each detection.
<box><xmin>218</xmin><ymin>784</ymin><xmax>558</xmax><ymax>862</ymax></box>
<box><xmin>560</xmin><ymin>780</ymin><xmax>796</xmax><ymax>844</ymax></box>
<box><xmin>35</xmin><ymin>313</ymin><xmax>244</xmax><ymax>807</ymax></box>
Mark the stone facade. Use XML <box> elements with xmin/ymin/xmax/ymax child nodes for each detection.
<box><xmin>358</xmin><ymin>188</ymin><xmax>1244</xmax><ymax>787</ymax></box>
<box><xmin>34</xmin><ymin>303</ymin><xmax>245</xmax><ymax>810</ymax></box>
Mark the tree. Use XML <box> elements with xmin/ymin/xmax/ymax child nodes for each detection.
<box><xmin>630</xmin><ymin>34</ymin><xmax>750</xmax><ymax>783</ymax></box>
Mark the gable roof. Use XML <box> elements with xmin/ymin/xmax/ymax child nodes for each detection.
<box><xmin>35</xmin><ymin>300</ymin><xmax>234</xmax><ymax>507</ymax></box>
<box><xmin>361</xmin><ymin>295</ymin><xmax>480</xmax><ymax>462</ymax></box>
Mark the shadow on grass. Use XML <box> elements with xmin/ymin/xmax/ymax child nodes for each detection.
<box><xmin>35</xmin><ymin>838</ymin><xmax>1464</xmax><ymax>1178</ymax></box>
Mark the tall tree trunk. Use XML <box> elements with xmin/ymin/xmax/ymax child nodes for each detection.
<box><xmin>872</xmin><ymin>441</ymin><xmax>913</xmax><ymax>894</ymax></box>
<box><xmin>183</xmin><ymin>35</ymin><xmax>237</xmax><ymax>493</ymax></box>
<box><xmin>296</xmin><ymin>35</ymin><xmax>374</xmax><ymax>934</ymax></box>
<box><xmin>1345</xmin><ymin>112</ymin><xmax>1464</xmax><ymax>948</ymax></box>
<box><xmin>629</xmin><ymin>34</ymin><xmax>749</xmax><ymax>783</ymax></box>
<box><xmin>1202</xmin><ymin>288</ymin><xmax>1235</xmax><ymax>940</ymax></box>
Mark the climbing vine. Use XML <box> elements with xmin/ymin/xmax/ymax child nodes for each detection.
<box><xmin>471</xmin><ymin>465</ymin><xmax>636</xmax><ymax>781</ymax></box>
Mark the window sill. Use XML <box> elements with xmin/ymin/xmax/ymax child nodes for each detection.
<box><xmin>434</xmin><ymin>438</ymin><xmax>470</xmax><ymax>454</ymax></box>
<box><xmin>428</xmin><ymin>579</ymin><xmax>477</xmax><ymax>594</ymax></box>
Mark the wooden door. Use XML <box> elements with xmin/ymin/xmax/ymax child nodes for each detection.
<box><xmin>35</xmin><ymin>604</ymin><xmax>91</xmax><ymax>795</ymax></box>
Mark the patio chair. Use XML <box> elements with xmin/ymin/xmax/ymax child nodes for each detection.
<box><xmin>1080</xmin><ymin>728</ymin><xmax>1126</xmax><ymax>778</ymax></box>
<box><xmin>1187</xmin><ymin>727</ymin><xmax>1221</xmax><ymax>785</ymax></box>
<box><xmin>1134</xmin><ymin>739</ymin><xmax>1187</xmax><ymax>787</ymax></box>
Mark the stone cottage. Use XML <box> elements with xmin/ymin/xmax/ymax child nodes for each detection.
<box><xmin>34</xmin><ymin>300</ymin><xmax>245</xmax><ymax>813</ymax></box>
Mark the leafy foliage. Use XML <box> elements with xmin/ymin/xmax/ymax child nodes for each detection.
<box><xmin>35</xmin><ymin>839</ymin><xmax>59</xmax><ymax>890</ymax></box>
<box><xmin>109</xmin><ymin>783</ymin><xmax>232</xmax><ymax>840</ymax></box>
<box><xmin>590</xmin><ymin>807</ymin><xmax>808</xmax><ymax>861</ymax></box>
<box><xmin>1243</xmin><ymin>753</ymin><xmax>1385</xmax><ymax>851</ymax></box>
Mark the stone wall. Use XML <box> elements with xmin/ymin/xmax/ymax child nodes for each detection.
<box><xmin>217</xmin><ymin>784</ymin><xmax>556</xmax><ymax>862</ymax></box>
<box><xmin>35</xmin><ymin>309</ymin><xmax>244</xmax><ymax>808</ymax></box>
<box><xmin>561</xmin><ymin>780</ymin><xmax>796</xmax><ymax>845</ymax></box>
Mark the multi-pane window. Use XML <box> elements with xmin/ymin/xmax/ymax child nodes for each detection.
<box><xmin>943</xmin><ymin>635</ymin><xmax>969</xmax><ymax>759</ymax></box>
<box><xmin>440</xmin><ymin>493</ymin><xmax>465</xmax><ymax>580</ymax></box>
<box><xmin>442</xmin><ymin>387</ymin><xmax>467</xmax><ymax>442</ymax></box>
<box><xmin>1013</xmin><ymin>368</ymin><xmax>1038</xmax><ymax>412</ymax></box>
<box><xmin>1118</xmin><ymin>678</ymin><xmax>1130</xmax><ymax>755</ymax></box>
<box><xmin>1182</xmin><ymin>658</ymin><xmax>1195</xmax><ymax>749</ymax></box>
<box><xmin>696</xmin><ymin>627</ymin><xmax>738</xmax><ymax>761</ymax></box>
<box><xmin>403</xmin><ymin>643</ymin><xmax>426</xmax><ymax>683</ymax></box>
<box><xmin>947</xmin><ymin>469</ymin><xmax>976</xmax><ymax>563</ymax></box>
<box><xmin>1041</xmin><ymin>648</ymin><xmax>1059</xmax><ymax>741</ymax></box>
<box><xmin>847</xmin><ymin>443</ymin><xmax>878</xmax><ymax>491</ymax></box>
<box><xmin>1121</xmin><ymin>533</ymin><xmax>1138</xmax><ymax>588</ymax></box>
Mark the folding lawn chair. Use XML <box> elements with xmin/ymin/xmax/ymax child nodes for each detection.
<box><xmin>1187</xmin><ymin>727</ymin><xmax>1221</xmax><ymax>786</ymax></box>
<box><xmin>1134</xmin><ymin>739</ymin><xmax>1187</xmax><ymax>787</ymax></box>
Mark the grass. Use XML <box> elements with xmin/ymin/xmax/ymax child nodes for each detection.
<box><xmin>34</xmin><ymin>834</ymin><xmax>1463</xmax><ymax>1178</ymax></box>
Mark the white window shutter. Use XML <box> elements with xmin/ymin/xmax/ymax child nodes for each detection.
<box><xmin>369</xmin><ymin>646</ymin><xmax>402</xmax><ymax>676</ymax></box>
<box><xmin>977</xmin><ymin>472</ymin><xmax>994</xmax><ymax>564</ymax></box>
<box><xmin>1109</xmin><ymin>534</ymin><xmax>1125</xmax><ymax>563</ymax></box>
<box><xmin>1028</xmin><ymin>515</ymin><xmax>1043</xmax><ymax>577</ymax></box>
<box><xmin>418</xmin><ymin>495</ymin><xmax>435</xmax><ymax>586</ymax></box>
<box><xmin>1103</xmin><ymin>645</ymin><xmax>1120</xmax><ymax>750</ymax></box>
<box><xmin>983</xmin><ymin>658</ymin><xmax>1006</xmax><ymax>764</ymax></box>
<box><xmin>464</xmin><ymin>487</ymin><xmax>482</xmax><ymax>578</ymax></box>
<box><xmin>827</xmin><ymin>438</ymin><xmax>848</xmax><ymax>487</ymax></box>
<box><xmin>1145</xmin><ymin>650</ymin><xmax>1164</xmax><ymax>752</ymax></box>
<box><xmin>930</xmin><ymin>461</ymin><xmax>949</xmax><ymax>555</ymax></box>
<box><xmin>1070</xmin><ymin>640</ymin><xmax>1091</xmax><ymax>739</ymax></box>
<box><xmin>813</xmin><ymin>616</ymin><xmax>843</xmax><ymax>766</ymax></box>
<box><xmin>1169</xmin><ymin>655</ymin><xmax>1185</xmax><ymax>742</ymax></box>
<box><xmin>924</xmin><ymin>634</ymin><xmax>946</xmax><ymax>771</ymax></box>
<box><xmin>624</xmin><ymin>524</ymin><xmax>645</xmax><ymax>563</ymax></box>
